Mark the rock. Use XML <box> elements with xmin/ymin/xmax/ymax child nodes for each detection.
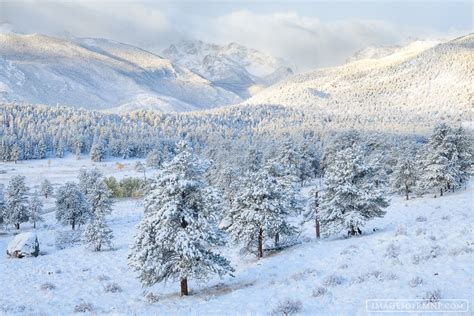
<box><xmin>6</xmin><ymin>232</ymin><xmax>40</xmax><ymax>258</ymax></box>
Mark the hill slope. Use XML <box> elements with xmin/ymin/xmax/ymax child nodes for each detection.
<box><xmin>0</xmin><ymin>33</ymin><xmax>242</xmax><ymax>112</ymax></box>
<box><xmin>0</xmin><ymin>158</ymin><xmax>472</xmax><ymax>314</ymax></box>
<box><xmin>245</xmin><ymin>35</ymin><xmax>473</xmax><ymax>131</ymax></box>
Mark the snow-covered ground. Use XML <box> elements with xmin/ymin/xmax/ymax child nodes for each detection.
<box><xmin>0</xmin><ymin>158</ymin><xmax>473</xmax><ymax>315</ymax></box>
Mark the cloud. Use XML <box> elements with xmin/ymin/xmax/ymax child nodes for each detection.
<box><xmin>197</xmin><ymin>11</ymin><xmax>401</xmax><ymax>70</ymax></box>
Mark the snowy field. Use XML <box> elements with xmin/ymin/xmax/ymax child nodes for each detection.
<box><xmin>0</xmin><ymin>157</ymin><xmax>473</xmax><ymax>315</ymax></box>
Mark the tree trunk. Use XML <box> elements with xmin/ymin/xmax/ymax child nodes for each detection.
<box><xmin>315</xmin><ymin>218</ymin><xmax>320</xmax><ymax>239</ymax></box>
<box><xmin>180</xmin><ymin>278</ymin><xmax>188</xmax><ymax>296</ymax></box>
<box><xmin>274</xmin><ymin>232</ymin><xmax>279</xmax><ymax>247</ymax></box>
<box><xmin>15</xmin><ymin>223</ymin><xmax>20</xmax><ymax>230</ymax></box>
<box><xmin>33</xmin><ymin>221</ymin><xmax>36</xmax><ymax>229</ymax></box>
<box><xmin>405</xmin><ymin>184</ymin><xmax>409</xmax><ymax>200</ymax></box>
<box><xmin>440</xmin><ymin>188</ymin><xmax>443</xmax><ymax>197</ymax></box>
<box><xmin>72</xmin><ymin>220</ymin><xmax>75</xmax><ymax>230</ymax></box>
<box><xmin>257</xmin><ymin>228</ymin><xmax>263</xmax><ymax>259</ymax></box>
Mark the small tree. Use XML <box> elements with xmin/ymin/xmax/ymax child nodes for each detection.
<box><xmin>134</xmin><ymin>161</ymin><xmax>146</xmax><ymax>179</ymax></box>
<box><xmin>128</xmin><ymin>141</ymin><xmax>233</xmax><ymax>296</ymax></box>
<box><xmin>29</xmin><ymin>191</ymin><xmax>44</xmax><ymax>229</ymax></box>
<box><xmin>303</xmin><ymin>188</ymin><xmax>321</xmax><ymax>238</ymax></box>
<box><xmin>55</xmin><ymin>182</ymin><xmax>90</xmax><ymax>230</ymax></box>
<box><xmin>0</xmin><ymin>189</ymin><xmax>5</xmax><ymax>227</ymax></box>
<box><xmin>4</xmin><ymin>175</ymin><xmax>30</xmax><ymax>229</ymax></box>
<box><xmin>90</xmin><ymin>137</ymin><xmax>105</xmax><ymax>162</ymax></box>
<box><xmin>83</xmin><ymin>215</ymin><xmax>113</xmax><ymax>251</ymax></box>
<box><xmin>226</xmin><ymin>164</ymin><xmax>298</xmax><ymax>258</ymax></box>
<box><xmin>390</xmin><ymin>155</ymin><xmax>418</xmax><ymax>200</ymax></box>
<box><xmin>40</xmin><ymin>179</ymin><xmax>54</xmax><ymax>199</ymax></box>
<box><xmin>319</xmin><ymin>147</ymin><xmax>388</xmax><ymax>237</ymax></box>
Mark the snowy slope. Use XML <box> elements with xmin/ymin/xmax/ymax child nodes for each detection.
<box><xmin>162</xmin><ymin>40</ymin><xmax>294</xmax><ymax>98</ymax></box>
<box><xmin>0</xmin><ymin>157</ymin><xmax>472</xmax><ymax>314</ymax></box>
<box><xmin>0</xmin><ymin>33</ymin><xmax>242</xmax><ymax>112</ymax></box>
<box><xmin>245</xmin><ymin>34</ymin><xmax>473</xmax><ymax>126</ymax></box>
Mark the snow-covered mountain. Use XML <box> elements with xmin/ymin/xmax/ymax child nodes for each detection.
<box><xmin>245</xmin><ymin>35</ymin><xmax>473</xmax><ymax>128</ymax></box>
<box><xmin>0</xmin><ymin>33</ymin><xmax>242</xmax><ymax>112</ymax></box>
<box><xmin>162</xmin><ymin>40</ymin><xmax>294</xmax><ymax>98</ymax></box>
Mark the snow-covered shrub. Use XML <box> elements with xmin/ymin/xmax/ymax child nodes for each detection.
<box><xmin>104</xmin><ymin>282</ymin><xmax>122</xmax><ymax>293</ymax></box>
<box><xmin>423</xmin><ymin>290</ymin><xmax>441</xmax><ymax>303</ymax></box>
<box><xmin>449</xmin><ymin>245</ymin><xmax>474</xmax><ymax>256</ymax></box>
<box><xmin>40</xmin><ymin>282</ymin><xmax>56</xmax><ymax>290</ymax></box>
<box><xmin>97</xmin><ymin>274</ymin><xmax>110</xmax><ymax>281</ymax></box>
<box><xmin>395</xmin><ymin>224</ymin><xmax>407</xmax><ymax>236</ymax></box>
<box><xmin>416</xmin><ymin>216</ymin><xmax>427</xmax><ymax>222</ymax></box>
<box><xmin>385</xmin><ymin>243</ymin><xmax>400</xmax><ymax>258</ymax></box>
<box><xmin>145</xmin><ymin>292</ymin><xmax>160</xmax><ymax>303</ymax></box>
<box><xmin>350</xmin><ymin>274</ymin><xmax>369</xmax><ymax>284</ymax></box>
<box><xmin>429</xmin><ymin>245</ymin><xmax>443</xmax><ymax>258</ymax></box>
<box><xmin>291</xmin><ymin>269</ymin><xmax>316</xmax><ymax>281</ymax></box>
<box><xmin>312</xmin><ymin>287</ymin><xmax>327</xmax><ymax>297</ymax></box>
<box><xmin>409</xmin><ymin>276</ymin><xmax>424</xmax><ymax>288</ymax></box>
<box><xmin>386</xmin><ymin>273</ymin><xmax>399</xmax><ymax>280</ymax></box>
<box><xmin>441</xmin><ymin>215</ymin><xmax>450</xmax><ymax>221</ymax></box>
<box><xmin>412</xmin><ymin>254</ymin><xmax>421</xmax><ymax>265</ymax></box>
<box><xmin>271</xmin><ymin>298</ymin><xmax>303</xmax><ymax>316</ymax></box>
<box><xmin>416</xmin><ymin>228</ymin><xmax>426</xmax><ymax>236</ymax></box>
<box><xmin>323</xmin><ymin>274</ymin><xmax>345</xmax><ymax>287</ymax></box>
<box><xmin>429</xmin><ymin>235</ymin><xmax>436</xmax><ymax>241</ymax></box>
<box><xmin>73</xmin><ymin>302</ymin><xmax>93</xmax><ymax>313</ymax></box>
<box><xmin>338</xmin><ymin>263</ymin><xmax>349</xmax><ymax>270</ymax></box>
<box><xmin>370</xmin><ymin>271</ymin><xmax>384</xmax><ymax>281</ymax></box>
<box><xmin>55</xmin><ymin>230</ymin><xmax>82</xmax><ymax>249</ymax></box>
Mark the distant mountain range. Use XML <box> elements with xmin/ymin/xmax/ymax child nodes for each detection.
<box><xmin>0</xmin><ymin>33</ymin><xmax>242</xmax><ymax>112</ymax></box>
<box><xmin>162</xmin><ymin>40</ymin><xmax>294</xmax><ymax>98</ymax></box>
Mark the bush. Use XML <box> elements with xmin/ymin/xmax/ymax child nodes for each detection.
<box><xmin>271</xmin><ymin>298</ymin><xmax>303</xmax><ymax>316</ymax></box>
<box><xmin>97</xmin><ymin>274</ymin><xmax>110</xmax><ymax>281</ymax></box>
<box><xmin>104</xmin><ymin>282</ymin><xmax>122</xmax><ymax>293</ymax></box>
<box><xmin>385</xmin><ymin>243</ymin><xmax>400</xmax><ymax>258</ymax></box>
<box><xmin>105</xmin><ymin>176</ymin><xmax>147</xmax><ymax>198</ymax></box>
<box><xmin>312</xmin><ymin>287</ymin><xmax>327</xmax><ymax>297</ymax></box>
<box><xmin>145</xmin><ymin>292</ymin><xmax>160</xmax><ymax>303</ymax></box>
<box><xmin>74</xmin><ymin>302</ymin><xmax>93</xmax><ymax>313</ymax></box>
<box><xmin>40</xmin><ymin>282</ymin><xmax>56</xmax><ymax>290</ymax></box>
<box><xmin>395</xmin><ymin>224</ymin><xmax>407</xmax><ymax>236</ymax></box>
<box><xmin>416</xmin><ymin>216</ymin><xmax>427</xmax><ymax>222</ymax></box>
<box><xmin>423</xmin><ymin>290</ymin><xmax>441</xmax><ymax>303</ymax></box>
<box><xmin>55</xmin><ymin>230</ymin><xmax>83</xmax><ymax>249</ymax></box>
<box><xmin>323</xmin><ymin>274</ymin><xmax>344</xmax><ymax>287</ymax></box>
<box><xmin>409</xmin><ymin>276</ymin><xmax>423</xmax><ymax>288</ymax></box>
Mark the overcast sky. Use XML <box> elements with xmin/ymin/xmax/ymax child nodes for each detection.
<box><xmin>0</xmin><ymin>0</ymin><xmax>472</xmax><ymax>70</ymax></box>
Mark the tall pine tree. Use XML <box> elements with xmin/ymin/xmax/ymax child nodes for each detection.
<box><xmin>4</xmin><ymin>175</ymin><xmax>30</xmax><ymax>229</ymax></box>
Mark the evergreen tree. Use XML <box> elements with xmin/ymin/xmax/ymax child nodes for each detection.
<box><xmin>90</xmin><ymin>137</ymin><xmax>105</xmax><ymax>162</ymax></box>
<box><xmin>319</xmin><ymin>147</ymin><xmax>388</xmax><ymax>237</ymax></box>
<box><xmin>83</xmin><ymin>215</ymin><xmax>114</xmax><ymax>251</ymax></box>
<box><xmin>302</xmin><ymin>188</ymin><xmax>321</xmax><ymax>238</ymax></box>
<box><xmin>40</xmin><ymin>179</ymin><xmax>54</xmax><ymax>198</ymax></box>
<box><xmin>78</xmin><ymin>168</ymin><xmax>112</xmax><ymax>217</ymax></box>
<box><xmin>128</xmin><ymin>141</ymin><xmax>233</xmax><ymax>296</ymax></box>
<box><xmin>0</xmin><ymin>189</ymin><xmax>5</xmax><ymax>226</ymax></box>
<box><xmin>390</xmin><ymin>150</ymin><xmax>418</xmax><ymax>200</ymax></box>
<box><xmin>55</xmin><ymin>182</ymin><xmax>91</xmax><ymax>230</ymax></box>
<box><xmin>419</xmin><ymin>123</ymin><xmax>459</xmax><ymax>196</ymax></box>
<box><xmin>146</xmin><ymin>148</ymin><xmax>163</xmax><ymax>169</ymax></box>
<box><xmin>226</xmin><ymin>164</ymin><xmax>298</xmax><ymax>258</ymax></box>
<box><xmin>4</xmin><ymin>175</ymin><xmax>30</xmax><ymax>229</ymax></box>
<box><xmin>29</xmin><ymin>191</ymin><xmax>44</xmax><ymax>229</ymax></box>
<box><xmin>453</xmin><ymin>126</ymin><xmax>472</xmax><ymax>189</ymax></box>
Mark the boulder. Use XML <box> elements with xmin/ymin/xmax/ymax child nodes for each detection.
<box><xmin>7</xmin><ymin>232</ymin><xmax>40</xmax><ymax>258</ymax></box>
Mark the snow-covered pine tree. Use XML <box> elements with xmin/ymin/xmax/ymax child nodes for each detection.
<box><xmin>29</xmin><ymin>191</ymin><xmax>44</xmax><ymax>229</ymax></box>
<box><xmin>134</xmin><ymin>161</ymin><xmax>146</xmax><ymax>179</ymax></box>
<box><xmin>419</xmin><ymin>123</ymin><xmax>459</xmax><ymax>197</ymax></box>
<box><xmin>4</xmin><ymin>175</ymin><xmax>30</xmax><ymax>229</ymax></box>
<box><xmin>226</xmin><ymin>163</ymin><xmax>299</xmax><ymax>258</ymax></box>
<box><xmin>0</xmin><ymin>189</ymin><xmax>5</xmax><ymax>226</ymax></box>
<box><xmin>303</xmin><ymin>187</ymin><xmax>321</xmax><ymax>238</ymax></box>
<box><xmin>453</xmin><ymin>126</ymin><xmax>472</xmax><ymax>189</ymax></box>
<box><xmin>55</xmin><ymin>182</ymin><xmax>91</xmax><ymax>230</ymax></box>
<box><xmin>128</xmin><ymin>141</ymin><xmax>233</xmax><ymax>296</ymax></box>
<box><xmin>319</xmin><ymin>147</ymin><xmax>388</xmax><ymax>237</ymax></box>
<box><xmin>390</xmin><ymin>146</ymin><xmax>418</xmax><ymax>200</ymax></box>
<box><xmin>83</xmin><ymin>215</ymin><xmax>113</xmax><ymax>251</ymax></box>
<box><xmin>146</xmin><ymin>148</ymin><xmax>163</xmax><ymax>169</ymax></box>
<box><xmin>79</xmin><ymin>168</ymin><xmax>114</xmax><ymax>251</ymax></box>
<box><xmin>40</xmin><ymin>179</ymin><xmax>54</xmax><ymax>199</ymax></box>
<box><xmin>90</xmin><ymin>137</ymin><xmax>105</xmax><ymax>162</ymax></box>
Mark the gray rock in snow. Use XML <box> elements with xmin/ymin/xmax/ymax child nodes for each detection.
<box><xmin>6</xmin><ymin>232</ymin><xmax>40</xmax><ymax>258</ymax></box>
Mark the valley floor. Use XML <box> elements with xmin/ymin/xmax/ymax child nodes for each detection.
<box><xmin>0</xmin><ymin>157</ymin><xmax>472</xmax><ymax>315</ymax></box>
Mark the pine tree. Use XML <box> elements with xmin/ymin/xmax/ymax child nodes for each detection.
<box><xmin>90</xmin><ymin>137</ymin><xmax>105</xmax><ymax>162</ymax></box>
<box><xmin>303</xmin><ymin>188</ymin><xmax>321</xmax><ymax>238</ymax></box>
<box><xmin>40</xmin><ymin>179</ymin><xmax>54</xmax><ymax>198</ymax></box>
<box><xmin>4</xmin><ymin>175</ymin><xmax>30</xmax><ymax>229</ymax></box>
<box><xmin>83</xmin><ymin>215</ymin><xmax>113</xmax><ymax>251</ymax></box>
<box><xmin>146</xmin><ymin>148</ymin><xmax>163</xmax><ymax>169</ymax></box>
<box><xmin>55</xmin><ymin>182</ymin><xmax>91</xmax><ymax>230</ymax></box>
<box><xmin>29</xmin><ymin>191</ymin><xmax>44</xmax><ymax>229</ymax></box>
<box><xmin>319</xmin><ymin>147</ymin><xmax>388</xmax><ymax>237</ymax></box>
<box><xmin>453</xmin><ymin>126</ymin><xmax>472</xmax><ymax>189</ymax></box>
<box><xmin>390</xmin><ymin>149</ymin><xmax>418</xmax><ymax>200</ymax></box>
<box><xmin>128</xmin><ymin>141</ymin><xmax>233</xmax><ymax>296</ymax></box>
<box><xmin>419</xmin><ymin>123</ymin><xmax>459</xmax><ymax>196</ymax></box>
<box><xmin>226</xmin><ymin>164</ymin><xmax>298</xmax><ymax>258</ymax></box>
<box><xmin>0</xmin><ymin>189</ymin><xmax>5</xmax><ymax>226</ymax></box>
